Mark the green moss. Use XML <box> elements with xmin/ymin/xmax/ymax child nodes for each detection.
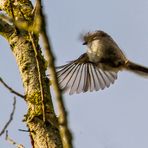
<box><xmin>28</xmin><ymin>91</ymin><xmax>42</xmax><ymax>105</ymax></box>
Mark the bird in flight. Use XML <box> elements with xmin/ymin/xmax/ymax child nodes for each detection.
<box><xmin>56</xmin><ymin>30</ymin><xmax>148</xmax><ymax>95</ymax></box>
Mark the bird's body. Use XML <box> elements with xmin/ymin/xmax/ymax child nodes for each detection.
<box><xmin>85</xmin><ymin>31</ymin><xmax>127</xmax><ymax>71</ymax></box>
<box><xmin>56</xmin><ymin>30</ymin><xmax>148</xmax><ymax>94</ymax></box>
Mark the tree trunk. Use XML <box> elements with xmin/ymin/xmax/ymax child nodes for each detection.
<box><xmin>0</xmin><ymin>0</ymin><xmax>63</xmax><ymax>147</ymax></box>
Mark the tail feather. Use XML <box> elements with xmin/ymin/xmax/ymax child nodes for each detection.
<box><xmin>125</xmin><ymin>61</ymin><xmax>148</xmax><ymax>76</ymax></box>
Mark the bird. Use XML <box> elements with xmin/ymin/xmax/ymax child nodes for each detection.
<box><xmin>56</xmin><ymin>30</ymin><xmax>148</xmax><ymax>95</ymax></box>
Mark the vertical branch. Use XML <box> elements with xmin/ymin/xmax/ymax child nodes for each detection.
<box><xmin>29</xmin><ymin>32</ymin><xmax>46</xmax><ymax>122</ymax></box>
<box><xmin>35</xmin><ymin>0</ymin><xmax>73</xmax><ymax>147</ymax></box>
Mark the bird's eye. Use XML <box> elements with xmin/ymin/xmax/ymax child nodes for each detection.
<box><xmin>82</xmin><ymin>41</ymin><xmax>87</xmax><ymax>45</ymax></box>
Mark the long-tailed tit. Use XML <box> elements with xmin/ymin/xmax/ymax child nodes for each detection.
<box><xmin>56</xmin><ymin>30</ymin><xmax>148</xmax><ymax>94</ymax></box>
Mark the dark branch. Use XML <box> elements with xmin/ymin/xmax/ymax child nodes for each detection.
<box><xmin>0</xmin><ymin>97</ymin><xmax>16</xmax><ymax>136</ymax></box>
<box><xmin>18</xmin><ymin>129</ymin><xmax>30</xmax><ymax>132</ymax></box>
<box><xmin>0</xmin><ymin>77</ymin><xmax>25</xmax><ymax>99</ymax></box>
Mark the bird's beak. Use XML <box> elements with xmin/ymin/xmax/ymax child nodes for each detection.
<box><xmin>82</xmin><ymin>42</ymin><xmax>87</xmax><ymax>45</ymax></box>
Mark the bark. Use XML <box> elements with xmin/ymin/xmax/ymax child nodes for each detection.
<box><xmin>0</xmin><ymin>0</ymin><xmax>62</xmax><ymax>147</ymax></box>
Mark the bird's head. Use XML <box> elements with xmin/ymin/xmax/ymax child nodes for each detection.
<box><xmin>83</xmin><ymin>30</ymin><xmax>110</xmax><ymax>45</ymax></box>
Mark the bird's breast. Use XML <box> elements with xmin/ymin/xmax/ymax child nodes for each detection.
<box><xmin>87</xmin><ymin>40</ymin><xmax>104</xmax><ymax>62</ymax></box>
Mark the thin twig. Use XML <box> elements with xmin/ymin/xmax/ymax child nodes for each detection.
<box><xmin>35</xmin><ymin>0</ymin><xmax>73</xmax><ymax>147</ymax></box>
<box><xmin>18</xmin><ymin>129</ymin><xmax>30</xmax><ymax>132</ymax></box>
<box><xmin>0</xmin><ymin>77</ymin><xmax>25</xmax><ymax>99</ymax></box>
<box><xmin>5</xmin><ymin>130</ymin><xmax>25</xmax><ymax>148</ymax></box>
<box><xmin>0</xmin><ymin>97</ymin><xmax>16</xmax><ymax>136</ymax></box>
<box><xmin>29</xmin><ymin>32</ymin><xmax>46</xmax><ymax>122</ymax></box>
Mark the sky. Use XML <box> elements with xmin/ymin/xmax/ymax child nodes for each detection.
<box><xmin>1</xmin><ymin>0</ymin><xmax>148</xmax><ymax>147</ymax></box>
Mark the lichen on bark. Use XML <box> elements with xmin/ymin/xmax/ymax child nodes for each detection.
<box><xmin>0</xmin><ymin>0</ymin><xmax>63</xmax><ymax>147</ymax></box>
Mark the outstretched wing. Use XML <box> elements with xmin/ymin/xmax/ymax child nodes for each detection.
<box><xmin>56</xmin><ymin>53</ymin><xmax>117</xmax><ymax>95</ymax></box>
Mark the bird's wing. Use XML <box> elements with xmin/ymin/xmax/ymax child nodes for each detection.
<box><xmin>56</xmin><ymin>53</ymin><xmax>117</xmax><ymax>95</ymax></box>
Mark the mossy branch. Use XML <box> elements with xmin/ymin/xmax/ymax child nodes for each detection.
<box><xmin>0</xmin><ymin>0</ymin><xmax>63</xmax><ymax>147</ymax></box>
